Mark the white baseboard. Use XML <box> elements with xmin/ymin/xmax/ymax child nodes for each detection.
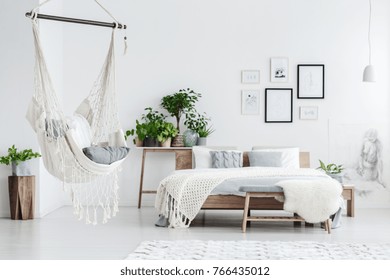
<box><xmin>37</xmin><ymin>203</ymin><xmax>64</xmax><ymax>218</ymax></box>
<box><xmin>0</xmin><ymin>210</ymin><xmax>10</xmax><ymax>218</ymax></box>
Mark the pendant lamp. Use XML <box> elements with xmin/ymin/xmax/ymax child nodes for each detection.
<box><xmin>363</xmin><ymin>0</ymin><xmax>375</xmax><ymax>82</ymax></box>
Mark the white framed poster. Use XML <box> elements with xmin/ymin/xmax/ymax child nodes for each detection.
<box><xmin>265</xmin><ymin>88</ymin><xmax>293</xmax><ymax>123</ymax></box>
<box><xmin>270</xmin><ymin>57</ymin><xmax>289</xmax><ymax>82</ymax></box>
<box><xmin>297</xmin><ymin>64</ymin><xmax>325</xmax><ymax>98</ymax></box>
<box><xmin>241</xmin><ymin>90</ymin><xmax>260</xmax><ymax>115</ymax></box>
<box><xmin>241</xmin><ymin>70</ymin><xmax>260</xmax><ymax>84</ymax></box>
<box><xmin>300</xmin><ymin>106</ymin><xmax>318</xmax><ymax>120</ymax></box>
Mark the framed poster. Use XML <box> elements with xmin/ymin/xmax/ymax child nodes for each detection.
<box><xmin>300</xmin><ymin>106</ymin><xmax>318</xmax><ymax>120</ymax></box>
<box><xmin>270</xmin><ymin>57</ymin><xmax>289</xmax><ymax>82</ymax></box>
<box><xmin>297</xmin><ymin>64</ymin><xmax>325</xmax><ymax>99</ymax></box>
<box><xmin>241</xmin><ymin>90</ymin><xmax>260</xmax><ymax>115</ymax></box>
<box><xmin>265</xmin><ymin>88</ymin><xmax>293</xmax><ymax>123</ymax></box>
<box><xmin>241</xmin><ymin>70</ymin><xmax>260</xmax><ymax>84</ymax></box>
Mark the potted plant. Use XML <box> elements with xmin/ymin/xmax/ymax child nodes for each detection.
<box><xmin>157</xmin><ymin>122</ymin><xmax>178</xmax><ymax>147</ymax></box>
<box><xmin>317</xmin><ymin>160</ymin><xmax>344</xmax><ymax>183</ymax></box>
<box><xmin>160</xmin><ymin>88</ymin><xmax>201</xmax><ymax>147</ymax></box>
<box><xmin>197</xmin><ymin>125</ymin><xmax>215</xmax><ymax>146</ymax></box>
<box><xmin>125</xmin><ymin>120</ymin><xmax>148</xmax><ymax>147</ymax></box>
<box><xmin>0</xmin><ymin>145</ymin><xmax>41</xmax><ymax>176</ymax></box>
<box><xmin>184</xmin><ymin>111</ymin><xmax>214</xmax><ymax>146</ymax></box>
<box><xmin>141</xmin><ymin>107</ymin><xmax>166</xmax><ymax>147</ymax></box>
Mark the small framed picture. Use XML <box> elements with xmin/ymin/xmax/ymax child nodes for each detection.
<box><xmin>241</xmin><ymin>90</ymin><xmax>260</xmax><ymax>115</ymax></box>
<box><xmin>265</xmin><ymin>88</ymin><xmax>293</xmax><ymax>123</ymax></box>
<box><xmin>300</xmin><ymin>106</ymin><xmax>318</xmax><ymax>120</ymax></box>
<box><xmin>241</xmin><ymin>70</ymin><xmax>260</xmax><ymax>84</ymax></box>
<box><xmin>270</xmin><ymin>57</ymin><xmax>289</xmax><ymax>82</ymax></box>
<box><xmin>297</xmin><ymin>64</ymin><xmax>325</xmax><ymax>99</ymax></box>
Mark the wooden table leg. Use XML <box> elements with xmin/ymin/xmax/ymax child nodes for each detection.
<box><xmin>347</xmin><ymin>189</ymin><xmax>355</xmax><ymax>217</ymax></box>
<box><xmin>137</xmin><ymin>149</ymin><xmax>147</xmax><ymax>209</ymax></box>
<box><xmin>242</xmin><ymin>193</ymin><xmax>251</xmax><ymax>233</ymax></box>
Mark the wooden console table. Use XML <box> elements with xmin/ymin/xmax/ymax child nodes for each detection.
<box><xmin>137</xmin><ymin>147</ymin><xmax>192</xmax><ymax>208</ymax></box>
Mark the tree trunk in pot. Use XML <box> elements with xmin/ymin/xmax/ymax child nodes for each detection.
<box><xmin>171</xmin><ymin>134</ymin><xmax>184</xmax><ymax>147</ymax></box>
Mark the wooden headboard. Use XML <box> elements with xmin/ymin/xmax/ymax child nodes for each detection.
<box><xmin>242</xmin><ymin>152</ymin><xmax>310</xmax><ymax>168</ymax></box>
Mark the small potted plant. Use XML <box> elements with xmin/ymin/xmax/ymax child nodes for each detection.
<box><xmin>317</xmin><ymin>160</ymin><xmax>344</xmax><ymax>183</ymax></box>
<box><xmin>0</xmin><ymin>145</ymin><xmax>41</xmax><ymax>176</ymax></box>
<box><xmin>197</xmin><ymin>125</ymin><xmax>215</xmax><ymax>146</ymax></box>
<box><xmin>125</xmin><ymin>120</ymin><xmax>148</xmax><ymax>147</ymax></box>
<box><xmin>160</xmin><ymin>88</ymin><xmax>201</xmax><ymax>147</ymax></box>
<box><xmin>142</xmin><ymin>107</ymin><xmax>167</xmax><ymax>147</ymax></box>
<box><xmin>184</xmin><ymin>111</ymin><xmax>214</xmax><ymax>146</ymax></box>
<box><xmin>157</xmin><ymin>122</ymin><xmax>178</xmax><ymax>147</ymax></box>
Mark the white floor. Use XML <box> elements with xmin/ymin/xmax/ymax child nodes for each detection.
<box><xmin>0</xmin><ymin>207</ymin><xmax>389</xmax><ymax>260</ymax></box>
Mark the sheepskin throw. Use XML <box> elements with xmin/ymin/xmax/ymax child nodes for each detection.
<box><xmin>155</xmin><ymin>167</ymin><xmax>337</xmax><ymax>228</ymax></box>
<box><xmin>277</xmin><ymin>179</ymin><xmax>343</xmax><ymax>223</ymax></box>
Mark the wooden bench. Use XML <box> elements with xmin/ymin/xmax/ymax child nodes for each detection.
<box><xmin>241</xmin><ymin>191</ymin><xmax>332</xmax><ymax>234</ymax></box>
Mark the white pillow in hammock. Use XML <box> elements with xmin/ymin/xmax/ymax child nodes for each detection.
<box><xmin>66</xmin><ymin>114</ymin><xmax>92</xmax><ymax>149</ymax></box>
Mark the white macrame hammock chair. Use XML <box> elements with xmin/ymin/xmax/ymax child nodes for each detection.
<box><xmin>26</xmin><ymin>13</ymin><xmax>127</xmax><ymax>225</ymax></box>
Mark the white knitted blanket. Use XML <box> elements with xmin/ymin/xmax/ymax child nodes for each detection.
<box><xmin>155</xmin><ymin>167</ymin><xmax>340</xmax><ymax>228</ymax></box>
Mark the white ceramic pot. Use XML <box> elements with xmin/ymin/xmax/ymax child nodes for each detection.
<box><xmin>12</xmin><ymin>161</ymin><xmax>31</xmax><ymax>176</ymax></box>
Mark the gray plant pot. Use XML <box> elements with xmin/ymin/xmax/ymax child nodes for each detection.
<box><xmin>12</xmin><ymin>161</ymin><xmax>31</xmax><ymax>176</ymax></box>
<box><xmin>144</xmin><ymin>137</ymin><xmax>159</xmax><ymax>147</ymax></box>
<box><xmin>183</xmin><ymin>130</ymin><xmax>198</xmax><ymax>147</ymax></box>
<box><xmin>197</xmin><ymin>137</ymin><xmax>207</xmax><ymax>146</ymax></box>
<box><xmin>328</xmin><ymin>173</ymin><xmax>343</xmax><ymax>183</ymax></box>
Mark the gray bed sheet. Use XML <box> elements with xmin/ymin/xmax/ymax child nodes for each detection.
<box><xmin>171</xmin><ymin>168</ymin><xmax>331</xmax><ymax>197</ymax></box>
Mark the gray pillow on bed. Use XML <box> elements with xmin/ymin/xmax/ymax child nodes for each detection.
<box><xmin>82</xmin><ymin>146</ymin><xmax>129</xmax><ymax>165</ymax></box>
<box><xmin>210</xmin><ymin>151</ymin><xmax>242</xmax><ymax>168</ymax></box>
<box><xmin>248</xmin><ymin>151</ymin><xmax>283</xmax><ymax>167</ymax></box>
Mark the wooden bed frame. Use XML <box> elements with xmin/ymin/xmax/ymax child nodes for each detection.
<box><xmin>201</xmin><ymin>152</ymin><xmax>311</xmax><ymax>211</ymax></box>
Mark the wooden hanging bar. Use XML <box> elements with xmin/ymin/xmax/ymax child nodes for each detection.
<box><xmin>25</xmin><ymin>12</ymin><xmax>127</xmax><ymax>29</ymax></box>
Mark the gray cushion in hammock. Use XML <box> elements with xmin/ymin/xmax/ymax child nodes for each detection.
<box><xmin>82</xmin><ymin>146</ymin><xmax>130</xmax><ymax>165</ymax></box>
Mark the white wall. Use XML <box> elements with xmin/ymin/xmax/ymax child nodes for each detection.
<box><xmin>1</xmin><ymin>0</ymin><xmax>389</xmax><ymax>215</ymax></box>
<box><xmin>0</xmin><ymin>0</ymin><xmax>39</xmax><ymax>217</ymax></box>
<box><xmin>60</xmin><ymin>0</ymin><xmax>390</xmax><ymax>208</ymax></box>
<box><xmin>0</xmin><ymin>0</ymin><xmax>64</xmax><ymax>218</ymax></box>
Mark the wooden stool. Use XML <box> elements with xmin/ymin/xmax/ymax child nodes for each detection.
<box><xmin>8</xmin><ymin>176</ymin><xmax>35</xmax><ymax>220</ymax></box>
<box><xmin>241</xmin><ymin>191</ymin><xmax>331</xmax><ymax>234</ymax></box>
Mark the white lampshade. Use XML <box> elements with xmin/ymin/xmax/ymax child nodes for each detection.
<box><xmin>363</xmin><ymin>64</ymin><xmax>376</xmax><ymax>82</ymax></box>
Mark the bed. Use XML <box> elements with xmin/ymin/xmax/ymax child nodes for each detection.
<box><xmin>201</xmin><ymin>151</ymin><xmax>310</xmax><ymax>211</ymax></box>
<box><xmin>155</xmin><ymin>147</ymin><xmax>345</xmax><ymax>228</ymax></box>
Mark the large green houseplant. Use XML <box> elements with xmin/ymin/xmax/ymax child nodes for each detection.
<box><xmin>160</xmin><ymin>88</ymin><xmax>201</xmax><ymax>132</ymax></box>
<box><xmin>0</xmin><ymin>145</ymin><xmax>41</xmax><ymax>176</ymax></box>
<box><xmin>160</xmin><ymin>88</ymin><xmax>201</xmax><ymax>147</ymax></box>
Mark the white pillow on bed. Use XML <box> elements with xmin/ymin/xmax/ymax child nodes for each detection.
<box><xmin>192</xmin><ymin>146</ymin><xmax>240</xmax><ymax>169</ymax></box>
<box><xmin>251</xmin><ymin>147</ymin><xmax>300</xmax><ymax>168</ymax></box>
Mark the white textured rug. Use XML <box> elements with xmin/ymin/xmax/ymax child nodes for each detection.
<box><xmin>126</xmin><ymin>240</ymin><xmax>390</xmax><ymax>260</ymax></box>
